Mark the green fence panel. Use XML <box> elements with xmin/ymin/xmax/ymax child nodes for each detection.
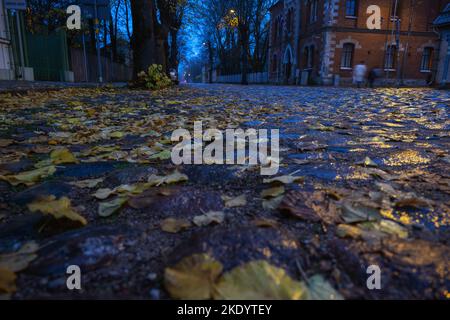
<box><xmin>25</xmin><ymin>29</ymin><xmax>69</xmax><ymax>81</ymax></box>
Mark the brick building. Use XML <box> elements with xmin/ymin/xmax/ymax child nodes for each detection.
<box><xmin>268</xmin><ymin>0</ymin><xmax>448</xmax><ymax>85</ymax></box>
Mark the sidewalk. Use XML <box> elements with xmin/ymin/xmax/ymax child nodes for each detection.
<box><xmin>0</xmin><ymin>80</ymin><xmax>128</xmax><ymax>93</ymax></box>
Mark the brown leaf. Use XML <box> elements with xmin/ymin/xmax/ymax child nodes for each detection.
<box><xmin>279</xmin><ymin>191</ymin><xmax>321</xmax><ymax>222</ymax></box>
<box><xmin>161</xmin><ymin>218</ymin><xmax>192</xmax><ymax>233</ymax></box>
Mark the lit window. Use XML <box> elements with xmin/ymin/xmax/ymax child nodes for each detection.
<box><xmin>345</xmin><ymin>0</ymin><xmax>357</xmax><ymax>17</ymax></box>
<box><xmin>421</xmin><ymin>47</ymin><xmax>434</xmax><ymax>71</ymax></box>
<box><xmin>341</xmin><ymin>43</ymin><xmax>355</xmax><ymax>68</ymax></box>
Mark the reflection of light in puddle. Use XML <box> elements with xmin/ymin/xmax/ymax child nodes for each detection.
<box><xmin>383</xmin><ymin>150</ymin><xmax>430</xmax><ymax>166</ymax></box>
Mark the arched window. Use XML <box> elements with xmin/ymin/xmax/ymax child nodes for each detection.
<box><xmin>384</xmin><ymin>45</ymin><xmax>397</xmax><ymax>70</ymax></box>
<box><xmin>278</xmin><ymin>18</ymin><xmax>284</xmax><ymax>39</ymax></box>
<box><xmin>341</xmin><ymin>43</ymin><xmax>355</xmax><ymax>69</ymax></box>
<box><xmin>420</xmin><ymin>47</ymin><xmax>434</xmax><ymax>71</ymax></box>
<box><xmin>345</xmin><ymin>0</ymin><xmax>357</xmax><ymax>17</ymax></box>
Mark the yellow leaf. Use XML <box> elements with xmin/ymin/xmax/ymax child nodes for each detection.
<box><xmin>149</xmin><ymin>149</ymin><xmax>172</xmax><ymax>160</ymax></box>
<box><xmin>50</xmin><ymin>148</ymin><xmax>78</xmax><ymax>165</ymax></box>
<box><xmin>263</xmin><ymin>175</ymin><xmax>304</xmax><ymax>185</ymax></box>
<box><xmin>98</xmin><ymin>197</ymin><xmax>128</xmax><ymax>217</ymax></box>
<box><xmin>306</xmin><ymin>275</ymin><xmax>343</xmax><ymax>300</ymax></box>
<box><xmin>161</xmin><ymin>218</ymin><xmax>192</xmax><ymax>233</ymax></box>
<box><xmin>0</xmin><ymin>165</ymin><xmax>56</xmax><ymax>186</ymax></box>
<box><xmin>110</xmin><ymin>131</ymin><xmax>125</xmax><ymax>139</ymax></box>
<box><xmin>164</xmin><ymin>254</ymin><xmax>223</xmax><ymax>299</ymax></box>
<box><xmin>0</xmin><ymin>241</ymin><xmax>39</xmax><ymax>272</ymax></box>
<box><xmin>147</xmin><ymin>170</ymin><xmax>188</xmax><ymax>186</ymax></box>
<box><xmin>213</xmin><ymin>260</ymin><xmax>308</xmax><ymax>300</ymax></box>
<box><xmin>0</xmin><ymin>268</ymin><xmax>16</xmax><ymax>294</ymax></box>
<box><xmin>28</xmin><ymin>196</ymin><xmax>87</xmax><ymax>225</ymax></box>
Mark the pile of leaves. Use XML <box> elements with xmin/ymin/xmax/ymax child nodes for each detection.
<box><xmin>133</xmin><ymin>64</ymin><xmax>173</xmax><ymax>90</ymax></box>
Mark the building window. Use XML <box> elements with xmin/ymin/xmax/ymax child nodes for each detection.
<box><xmin>384</xmin><ymin>45</ymin><xmax>397</xmax><ymax>70</ymax></box>
<box><xmin>341</xmin><ymin>43</ymin><xmax>355</xmax><ymax>69</ymax></box>
<box><xmin>304</xmin><ymin>45</ymin><xmax>314</xmax><ymax>69</ymax></box>
<box><xmin>345</xmin><ymin>0</ymin><xmax>357</xmax><ymax>17</ymax></box>
<box><xmin>421</xmin><ymin>47</ymin><xmax>434</xmax><ymax>71</ymax></box>
<box><xmin>310</xmin><ymin>0</ymin><xmax>318</xmax><ymax>23</ymax></box>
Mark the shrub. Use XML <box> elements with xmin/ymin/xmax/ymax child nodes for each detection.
<box><xmin>135</xmin><ymin>64</ymin><xmax>172</xmax><ymax>90</ymax></box>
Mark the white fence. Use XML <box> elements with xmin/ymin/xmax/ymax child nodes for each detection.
<box><xmin>216</xmin><ymin>72</ymin><xmax>268</xmax><ymax>84</ymax></box>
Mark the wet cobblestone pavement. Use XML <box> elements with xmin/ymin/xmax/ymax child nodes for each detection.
<box><xmin>0</xmin><ymin>84</ymin><xmax>449</xmax><ymax>299</ymax></box>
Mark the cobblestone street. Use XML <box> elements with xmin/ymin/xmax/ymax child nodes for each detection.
<box><xmin>0</xmin><ymin>84</ymin><xmax>449</xmax><ymax>299</ymax></box>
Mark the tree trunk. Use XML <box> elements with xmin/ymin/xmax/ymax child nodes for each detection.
<box><xmin>169</xmin><ymin>29</ymin><xmax>179</xmax><ymax>72</ymax></box>
<box><xmin>130</xmin><ymin>0</ymin><xmax>158</xmax><ymax>78</ymax></box>
<box><xmin>240</xmin><ymin>26</ymin><xmax>249</xmax><ymax>85</ymax></box>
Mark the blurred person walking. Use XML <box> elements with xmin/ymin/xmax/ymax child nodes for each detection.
<box><xmin>353</xmin><ymin>61</ymin><xmax>367</xmax><ymax>88</ymax></box>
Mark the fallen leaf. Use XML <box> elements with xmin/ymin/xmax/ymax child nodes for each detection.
<box><xmin>261</xmin><ymin>186</ymin><xmax>285</xmax><ymax>199</ymax></box>
<box><xmin>341</xmin><ymin>201</ymin><xmax>381</xmax><ymax>223</ymax></box>
<box><xmin>213</xmin><ymin>260</ymin><xmax>308</xmax><ymax>300</ymax></box>
<box><xmin>223</xmin><ymin>194</ymin><xmax>247</xmax><ymax>208</ymax></box>
<box><xmin>161</xmin><ymin>218</ymin><xmax>192</xmax><ymax>233</ymax></box>
<box><xmin>357</xmin><ymin>157</ymin><xmax>378</xmax><ymax>167</ymax></box>
<box><xmin>98</xmin><ymin>197</ymin><xmax>128</xmax><ymax>217</ymax></box>
<box><xmin>252</xmin><ymin>218</ymin><xmax>279</xmax><ymax>228</ymax></box>
<box><xmin>0</xmin><ymin>139</ymin><xmax>14</xmax><ymax>147</ymax></box>
<box><xmin>50</xmin><ymin>148</ymin><xmax>78</xmax><ymax>165</ymax></box>
<box><xmin>263</xmin><ymin>175</ymin><xmax>303</xmax><ymax>185</ymax></box>
<box><xmin>93</xmin><ymin>188</ymin><xmax>115</xmax><ymax>200</ymax></box>
<box><xmin>164</xmin><ymin>254</ymin><xmax>223</xmax><ymax>299</ymax></box>
<box><xmin>0</xmin><ymin>268</ymin><xmax>16</xmax><ymax>293</ymax></box>
<box><xmin>262</xmin><ymin>195</ymin><xmax>284</xmax><ymax>210</ymax></box>
<box><xmin>278</xmin><ymin>191</ymin><xmax>321</xmax><ymax>222</ymax></box>
<box><xmin>0</xmin><ymin>242</ymin><xmax>39</xmax><ymax>272</ymax></box>
<box><xmin>362</xmin><ymin>219</ymin><xmax>408</xmax><ymax>239</ymax></box>
<box><xmin>110</xmin><ymin>131</ymin><xmax>125</xmax><ymax>139</ymax></box>
<box><xmin>148</xmin><ymin>170</ymin><xmax>188</xmax><ymax>186</ymax></box>
<box><xmin>306</xmin><ymin>275</ymin><xmax>343</xmax><ymax>300</ymax></box>
<box><xmin>70</xmin><ymin>178</ymin><xmax>104</xmax><ymax>189</ymax></box>
<box><xmin>193</xmin><ymin>211</ymin><xmax>225</xmax><ymax>227</ymax></box>
<box><xmin>0</xmin><ymin>165</ymin><xmax>56</xmax><ymax>186</ymax></box>
<box><xmin>28</xmin><ymin>196</ymin><xmax>87</xmax><ymax>225</ymax></box>
<box><xmin>149</xmin><ymin>150</ymin><xmax>172</xmax><ymax>160</ymax></box>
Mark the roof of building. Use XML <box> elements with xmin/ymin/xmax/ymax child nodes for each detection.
<box><xmin>434</xmin><ymin>3</ymin><xmax>450</xmax><ymax>26</ymax></box>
